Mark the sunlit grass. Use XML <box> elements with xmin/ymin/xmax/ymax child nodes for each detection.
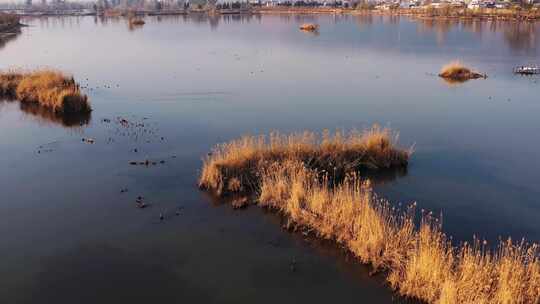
<box><xmin>199</xmin><ymin>125</ymin><xmax>411</xmax><ymax>196</ymax></box>
<box><xmin>439</xmin><ymin>61</ymin><xmax>486</xmax><ymax>81</ymax></box>
<box><xmin>259</xmin><ymin>161</ymin><xmax>540</xmax><ymax>304</ymax></box>
<box><xmin>0</xmin><ymin>69</ymin><xmax>90</xmax><ymax>114</ymax></box>
<box><xmin>200</xmin><ymin>126</ymin><xmax>539</xmax><ymax>303</ymax></box>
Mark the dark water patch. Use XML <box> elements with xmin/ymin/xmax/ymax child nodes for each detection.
<box><xmin>18</xmin><ymin>243</ymin><xmax>216</xmax><ymax>304</ymax></box>
<box><xmin>1</xmin><ymin>99</ymin><xmax>91</xmax><ymax>127</ymax></box>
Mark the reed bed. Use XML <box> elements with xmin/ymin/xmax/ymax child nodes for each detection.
<box><xmin>299</xmin><ymin>23</ymin><xmax>319</xmax><ymax>31</ymax></box>
<box><xmin>259</xmin><ymin>161</ymin><xmax>540</xmax><ymax>304</ymax></box>
<box><xmin>0</xmin><ymin>13</ymin><xmax>20</xmax><ymax>31</ymax></box>
<box><xmin>0</xmin><ymin>69</ymin><xmax>90</xmax><ymax>114</ymax></box>
<box><xmin>200</xmin><ymin>126</ymin><xmax>539</xmax><ymax>303</ymax></box>
<box><xmin>129</xmin><ymin>17</ymin><xmax>146</xmax><ymax>26</ymax></box>
<box><xmin>199</xmin><ymin>125</ymin><xmax>411</xmax><ymax>196</ymax></box>
<box><xmin>439</xmin><ymin>61</ymin><xmax>486</xmax><ymax>81</ymax></box>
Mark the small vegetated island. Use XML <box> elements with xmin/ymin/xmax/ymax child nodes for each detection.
<box><xmin>439</xmin><ymin>61</ymin><xmax>486</xmax><ymax>83</ymax></box>
<box><xmin>199</xmin><ymin>126</ymin><xmax>540</xmax><ymax>304</ymax></box>
<box><xmin>0</xmin><ymin>13</ymin><xmax>22</xmax><ymax>45</ymax></box>
<box><xmin>0</xmin><ymin>13</ymin><xmax>21</xmax><ymax>32</ymax></box>
<box><xmin>0</xmin><ymin>69</ymin><xmax>91</xmax><ymax>114</ymax></box>
<box><xmin>129</xmin><ymin>17</ymin><xmax>146</xmax><ymax>26</ymax></box>
<box><xmin>299</xmin><ymin>23</ymin><xmax>319</xmax><ymax>31</ymax></box>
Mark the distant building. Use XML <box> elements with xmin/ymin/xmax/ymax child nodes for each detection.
<box><xmin>26</xmin><ymin>0</ymin><xmax>32</xmax><ymax>6</ymax></box>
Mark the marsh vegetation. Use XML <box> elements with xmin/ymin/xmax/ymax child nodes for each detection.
<box><xmin>299</xmin><ymin>23</ymin><xmax>319</xmax><ymax>31</ymax></box>
<box><xmin>0</xmin><ymin>13</ymin><xmax>20</xmax><ymax>31</ymax></box>
<box><xmin>438</xmin><ymin>61</ymin><xmax>486</xmax><ymax>82</ymax></box>
<box><xmin>199</xmin><ymin>126</ymin><xmax>410</xmax><ymax>196</ymax></box>
<box><xmin>200</xmin><ymin>126</ymin><xmax>540</xmax><ymax>304</ymax></box>
<box><xmin>0</xmin><ymin>69</ymin><xmax>91</xmax><ymax>114</ymax></box>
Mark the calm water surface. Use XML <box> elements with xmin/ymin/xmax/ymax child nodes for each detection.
<box><xmin>1</xmin><ymin>14</ymin><xmax>539</xmax><ymax>303</ymax></box>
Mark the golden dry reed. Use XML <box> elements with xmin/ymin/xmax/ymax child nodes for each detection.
<box><xmin>299</xmin><ymin>23</ymin><xmax>319</xmax><ymax>31</ymax></box>
<box><xmin>0</xmin><ymin>69</ymin><xmax>90</xmax><ymax>114</ymax></box>
<box><xmin>260</xmin><ymin>161</ymin><xmax>539</xmax><ymax>304</ymax></box>
<box><xmin>199</xmin><ymin>125</ymin><xmax>411</xmax><ymax>196</ymax></box>
<box><xmin>439</xmin><ymin>61</ymin><xmax>486</xmax><ymax>81</ymax></box>
<box><xmin>200</xmin><ymin>126</ymin><xmax>540</xmax><ymax>303</ymax></box>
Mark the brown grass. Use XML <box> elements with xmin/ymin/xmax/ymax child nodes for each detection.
<box><xmin>129</xmin><ymin>18</ymin><xmax>146</xmax><ymax>26</ymax></box>
<box><xmin>258</xmin><ymin>161</ymin><xmax>540</xmax><ymax>304</ymax></box>
<box><xmin>199</xmin><ymin>126</ymin><xmax>411</xmax><ymax>196</ymax></box>
<box><xmin>0</xmin><ymin>13</ymin><xmax>20</xmax><ymax>30</ymax></box>
<box><xmin>199</xmin><ymin>126</ymin><xmax>540</xmax><ymax>304</ymax></box>
<box><xmin>0</xmin><ymin>69</ymin><xmax>90</xmax><ymax>114</ymax></box>
<box><xmin>299</xmin><ymin>23</ymin><xmax>318</xmax><ymax>31</ymax></box>
<box><xmin>439</xmin><ymin>61</ymin><xmax>486</xmax><ymax>81</ymax></box>
<box><xmin>0</xmin><ymin>71</ymin><xmax>22</xmax><ymax>98</ymax></box>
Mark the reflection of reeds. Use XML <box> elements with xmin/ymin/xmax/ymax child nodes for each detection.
<box><xmin>199</xmin><ymin>125</ymin><xmax>411</xmax><ymax>196</ymax></box>
<box><xmin>0</xmin><ymin>69</ymin><xmax>90</xmax><ymax>114</ymax></box>
<box><xmin>0</xmin><ymin>13</ymin><xmax>21</xmax><ymax>51</ymax></box>
<box><xmin>19</xmin><ymin>102</ymin><xmax>91</xmax><ymax>127</ymax></box>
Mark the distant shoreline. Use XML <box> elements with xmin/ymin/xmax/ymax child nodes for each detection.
<box><xmin>4</xmin><ymin>6</ymin><xmax>539</xmax><ymax>22</ymax></box>
<box><xmin>254</xmin><ymin>7</ymin><xmax>540</xmax><ymax>22</ymax></box>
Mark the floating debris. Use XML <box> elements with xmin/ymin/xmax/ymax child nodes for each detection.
<box><xmin>128</xmin><ymin>158</ymin><xmax>166</xmax><ymax>166</ymax></box>
<box><xmin>514</xmin><ymin>66</ymin><xmax>540</xmax><ymax>75</ymax></box>
<box><xmin>82</xmin><ymin>138</ymin><xmax>95</xmax><ymax>144</ymax></box>
<box><xmin>136</xmin><ymin>196</ymin><xmax>148</xmax><ymax>208</ymax></box>
<box><xmin>290</xmin><ymin>258</ymin><xmax>297</xmax><ymax>272</ymax></box>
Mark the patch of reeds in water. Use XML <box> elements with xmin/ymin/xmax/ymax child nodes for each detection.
<box><xmin>299</xmin><ymin>23</ymin><xmax>318</xmax><ymax>31</ymax></box>
<box><xmin>199</xmin><ymin>125</ymin><xmax>411</xmax><ymax>196</ymax></box>
<box><xmin>0</xmin><ymin>69</ymin><xmax>91</xmax><ymax>114</ymax></box>
<box><xmin>199</xmin><ymin>126</ymin><xmax>540</xmax><ymax>304</ymax></box>
<box><xmin>129</xmin><ymin>18</ymin><xmax>146</xmax><ymax>26</ymax></box>
<box><xmin>258</xmin><ymin>161</ymin><xmax>540</xmax><ymax>304</ymax></box>
<box><xmin>439</xmin><ymin>61</ymin><xmax>486</xmax><ymax>82</ymax></box>
<box><xmin>0</xmin><ymin>13</ymin><xmax>20</xmax><ymax>30</ymax></box>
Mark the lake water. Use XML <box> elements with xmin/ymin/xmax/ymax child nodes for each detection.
<box><xmin>1</xmin><ymin>14</ymin><xmax>539</xmax><ymax>303</ymax></box>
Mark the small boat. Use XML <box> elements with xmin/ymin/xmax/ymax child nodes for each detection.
<box><xmin>514</xmin><ymin>66</ymin><xmax>540</xmax><ymax>75</ymax></box>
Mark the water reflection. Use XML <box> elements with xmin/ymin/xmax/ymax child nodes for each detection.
<box><xmin>416</xmin><ymin>18</ymin><xmax>539</xmax><ymax>54</ymax></box>
<box><xmin>0</xmin><ymin>100</ymin><xmax>91</xmax><ymax>127</ymax></box>
<box><xmin>0</xmin><ymin>30</ymin><xmax>20</xmax><ymax>50</ymax></box>
<box><xmin>24</xmin><ymin>13</ymin><xmax>537</xmax><ymax>54</ymax></box>
<box><xmin>502</xmin><ymin>22</ymin><xmax>538</xmax><ymax>54</ymax></box>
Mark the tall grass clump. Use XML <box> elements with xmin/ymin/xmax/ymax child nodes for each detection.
<box><xmin>299</xmin><ymin>23</ymin><xmax>318</xmax><ymax>31</ymax></box>
<box><xmin>0</xmin><ymin>13</ymin><xmax>20</xmax><ymax>31</ymax></box>
<box><xmin>199</xmin><ymin>125</ymin><xmax>411</xmax><ymax>196</ymax></box>
<box><xmin>439</xmin><ymin>61</ymin><xmax>486</xmax><ymax>81</ymax></box>
<box><xmin>0</xmin><ymin>69</ymin><xmax>90</xmax><ymax>114</ymax></box>
<box><xmin>0</xmin><ymin>71</ymin><xmax>22</xmax><ymax>98</ymax></box>
<box><xmin>200</xmin><ymin>126</ymin><xmax>540</xmax><ymax>303</ymax></box>
<box><xmin>257</xmin><ymin>161</ymin><xmax>540</xmax><ymax>304</ymax></box>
